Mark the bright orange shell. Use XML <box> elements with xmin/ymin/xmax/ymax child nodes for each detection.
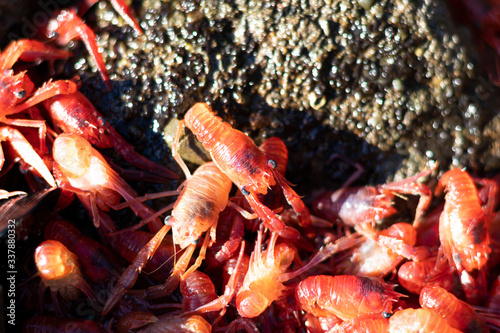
<box><xmin>171</xmin><ymin>162</ymin><xmax>232</xmax><ymax>248</ymax></box>
<box><xmin>437</xmin><ymin>169</ymin><xmax>491</xmax><ymax>272</ymax></box>
<box><xmin>184</xmin><ymin>102</ymin><xmax>275</xmax><ymax>195</ymax></box>
<box><xmin>35</xmin><ymin>240</ymin><xmax>79</xmax><ymax>281</ymax></box>
<box><xmin>389</xmin><ymin>308</ymin><xmax>462</xmax><ymax>333</ymax></box>
<box><xmin>295</xmin><ymin>275</ymin><xmax>401</xmax><ymax>321</ymax></box>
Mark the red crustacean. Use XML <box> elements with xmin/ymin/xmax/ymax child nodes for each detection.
<box><xmin>415</xmin><ymin>203</ymin><xmax>443</xmax><ymax>249</ymax></box>
<box><xmin>335</xmin><ymin>222</ymin><xmax>430</xmax><ymax>277</ymax></box>
<box><xmin>78</xmin><ymin>0</ymin><xmax>143</xmax><ymax>34</ymax></box>
<box><xmin>436</xmin><ymin>169</ymin><xmax>494</xmax><ymax>271</ymax></box>
<box><xmin>334</xmin><ymin>315</ymin><xmax>390</xmax><ymax>333</ymax></box>
<box><xmin>435</xmin><ymin>169</ymin><xmax>495</xmax><ymax>303</ymax></box>
<box><xmin>103</xmin><ymin>160</ymin><xmax>233</xmax><ymax>315</ymax></box>
<box><xmin>388</xmin><ymin>308</ymin><xmax>463</xmax><ymax>332</ymax></box>
<box><xmin>34</xmin><ymin>239</ymin><xmax>99</xmax><ymax>314</ymax></box>
<box><xmin>254</xmin><ymin>136</ymin><xmax>329</xmax><ymax>233</ymax></box>
<box><xmin>107</xmin><ymin>227</ymin><xmax>177</xmax><ymax>283</ymax></box>
<box><xmin>180</xmin><ymin>102</ymin><xmax>311</xmax><ymax>242</ymax></box>
<box><xmin>303</xmin><ymin>313</ymin><xmax>343</xmax><ymax>333</ymax></box>
<box><xmin>44</xmin><ymin>219</ymin><xmax>121</xmax><ymax>284</ymax></box>
<box><xmin>0</xmin><ymin>39</ymin><xmax>76</xmax><ymax>143</ymax></box>
<box><xmin>397</xmin><ymin>257</ymin><xmax>456</xmax><ymax>295</ymax></box>
<box><xmin>179</xmin><ymin>267</ymin><xmax>246</xmax><ymax>329</ymax></box>
<box><xmin>83</xmin><ymin>200</ymin><xmax>176</xmax><ymax>285</ymax></box>
<box><xmin>51</xmin><ymin>133</ymin><xmax>163</xmax><ymax>231</ymax></box>
<box><xmin>39</xmin><ymin>0</ymin><xmax>142</xmax><ymax>89</ymax></box>
<box><xmin>0</xmin><ymin>126</ymin><xmax>55</xmax><ymax>198</ymax></box>
<box><xmin>205</xmin><ymin>202</ymin><xmax>246</xmax><ymax>271</ymax></box>
<box><xmin>181</xmin><ymin>270</ymin><xmax>218</xmax><ymax>318</ymax></box>
<box><xmin>313</xmin><ymin>167</ymin><xmax>434</xmax><ymax>228</ymax></box>
<box><xmin>419</xmin><ymin>286</ymin><xmax>490</xmax><ymax>332</ymax></box>
<box><xmin>234</xmin><ymin>233</ymin><xmax>301</xmax><ymax>318</ymax></box>
<box><xmin>258</xmin><ymin>137</ymin><xmax>288</xmax><ymax>176</ymax></box>
<box><xmin>236</xmin><ymin>136</ymin><xmax>293</xmax><ymax>232</ymax></box>
<box><xmin>295</xmin><ymin>275</ymin><xmax>403</xmax><ymax>321</ymax></box>
<box><xmin>222</xmin><ymin>252</ymin><xmax>250</xmax><ymax>297</ymax></box>
<box><xmin>234</xmin><ymin>229</ymin><xmax>359</xmax><ymax>318</ymax></box>
<box><xmin>0</xmin><ymin>39</ymin><xmax>77</xmax><ymax>197</ymax></box>
<box><xmin>255</xmin><ymin>136</ymin><xmax>290</xmax><ymax>210</ymax></box>
<box><xmin>181</xmin><ymin>241</ymin><xmax>246</xmax><ymax>323</ymax></box>
<box><xmin>165</xmin><ymin>162</ymin><xmax>232</xmax><ymax>250</ymax></box>
<box><xmin>116</xmin><ymin>311</ymin><xmax>212</xmax><ymax>333</ymax></box>
<box><xmin>43</xmin><ymin>91</ymin><xmax>178</xmax><ymax>181</ymax></box>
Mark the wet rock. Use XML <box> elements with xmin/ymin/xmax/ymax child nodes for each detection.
<box><xmin>65</xmin><ymin>0</ymin><xmax>500</xmax><ymax>196</ymax></box>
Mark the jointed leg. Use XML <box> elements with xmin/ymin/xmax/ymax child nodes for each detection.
<box><xmin>0</xmin><ymin>39</ymin><xmax>71</xmax><ymax>69</ymax></box>
<box><xmin>0</xmin><ymin>127</ymin><xmax>55</xmax><ymax>187</ymax></box>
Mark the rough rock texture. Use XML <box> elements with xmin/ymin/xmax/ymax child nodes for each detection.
<box><xmin>64</xmin><ymin>0</ymin><xmax>500</xmax><ymax>198</ymax></box>
<box><xmin>2</xmin><ymin>0</ymin><xmax>496</xmax><ymax>195</ymax></box>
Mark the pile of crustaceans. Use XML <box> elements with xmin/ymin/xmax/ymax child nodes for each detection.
<box><xmin>2</xmin><ymin>0</ymin><xmax>500</xmax><ymax>332</ymax></box>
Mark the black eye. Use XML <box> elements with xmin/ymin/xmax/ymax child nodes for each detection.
<box><xmin>382</xmin><ymin>312</ymin><xmax>392</xmax><ymax>318</ymax></box>
<box><xmin>241</xmin><ymin>186</ymin><xmax>250</xmax><ymax>196</ymax></box>
<box><xmin>164</xmin><ymin>216</ymin><xmax>172</xmax><ymax>225</ymax></box>
<box><xmin>14</xmin><ymin>90</ymin><xmax>26</xmax><ymax>99</ymax></box>
<box><xmin>268</xmin><ymin>159</ymin><xmax>277</xmax><ymax>169</ymax></box>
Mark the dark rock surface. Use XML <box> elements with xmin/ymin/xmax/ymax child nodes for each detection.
<box><xmin>4</xmin><ymin>0</ymin><xmax>500</xmax><ymax>194</ymax></box>
<box><xmin>64</xmin><ymin>0</ymin><xmax>500</xmax><ymax>198</ymax></box>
